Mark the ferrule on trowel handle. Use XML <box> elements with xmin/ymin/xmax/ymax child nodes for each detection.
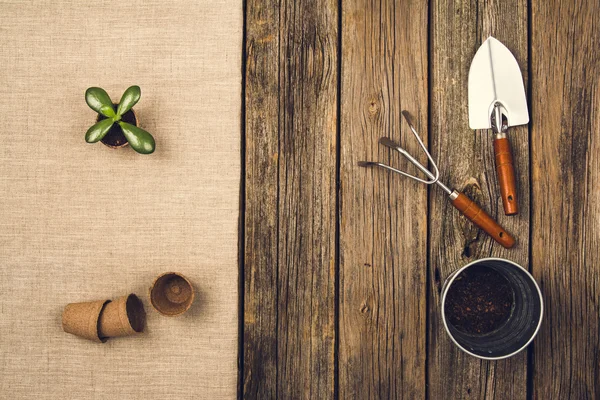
<box><xmin>358</xmin><ymin>111</ymin><xmax>515</xmax><ymax>249</ymax></box>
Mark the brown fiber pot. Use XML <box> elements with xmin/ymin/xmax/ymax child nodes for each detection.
<box><xmin>150</xmin><ymin>272</ymin><xmax>195</xmax><ymax>316</ymax></box>
<box><xmin>98</xmin><ymin>294</ymin><xmax>146</xmax><ymax>338</ymax></box>
<box><xmin>62</xmin><ymin>299</ymin><xmax>110</xmax><ymax>343</ymax></box>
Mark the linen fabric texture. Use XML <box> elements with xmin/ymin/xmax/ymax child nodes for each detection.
<box><xmin>0</xmin><ymin>1</ymin><xmax>241</xmax><ymax>398</ymax></box>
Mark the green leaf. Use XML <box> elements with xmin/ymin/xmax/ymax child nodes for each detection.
<box><xmin>117</xmin><ymin>86</ymin><xmax>141</xmax><ymax>116</ymax></box>
<box><xmin>119</xmin><ymin>122</ymin><xmax>155</xmax><ymax>154</ymax></box>
<box><xmin>101</xmin><ymin>105</ymin><xmax>116</xmax><ymax>118</ymax></box>
<box><xmin>85</xmin><ymin>118</ymin><xmax>114</xmax><ymax>143</ymax></box>
<box><xmin>85</xmin><ymin>87</ymin><xmax>115</xmax><ymax>118</ymax></box>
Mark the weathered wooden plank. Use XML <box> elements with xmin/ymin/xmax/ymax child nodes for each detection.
<box><xmin>244</xmin><ymin>0</ymin><xmax>338</xmax><ymax>398</ymax></box>
<box><xmin>244</xmin><ymin>0</ymin><xmax>281</xmax><ymax>398</ymax></box>
<box><xmin>428</xmin><ymin>0</ymin><xmax>530</xmax><ymax>398</ymax></box>
<box><xmin>339</xmin><ymin>0</ymin><xmax>429</xmax><ymax>398</ymax></box>
<box><xmin>531</xmin><ymin>1</ymin><xmax>600</xmax><ymax>398</ymax></box>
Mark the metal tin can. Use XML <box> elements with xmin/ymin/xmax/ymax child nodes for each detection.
<box><xmin>441</xmin><ymin>257</ymin><xmax>543</xmax><ymax>360</ymax></box>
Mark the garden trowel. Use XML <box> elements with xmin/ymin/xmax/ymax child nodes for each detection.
<box><xmin>468</xmin><ymin>36</ymin><xmax>528</xmax><ymax>216</ymax></box>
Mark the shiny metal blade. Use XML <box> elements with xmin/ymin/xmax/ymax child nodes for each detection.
<box><xmin>468</xmin><ymin>36</ymin><xmax>529</xmax><ymax>129</ymax></box>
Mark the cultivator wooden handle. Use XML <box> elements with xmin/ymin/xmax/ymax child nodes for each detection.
<box><xmin>494</xmin><ymin>137</ymin><xmax>518</xmax><ymax>215</ymax></box>
<box><xmin>451</xmin><ymin>192</ymin><xmax>515</xmax><ymax>249</ymax></box>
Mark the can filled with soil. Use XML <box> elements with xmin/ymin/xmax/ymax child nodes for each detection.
<box><xmin>441</xmin><ymin>258</ymin><xmax>543</xmax><ymax>359</ymax></box>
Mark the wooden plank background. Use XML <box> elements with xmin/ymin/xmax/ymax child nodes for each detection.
<box><xmin>339</xmin><ymin>0</ymin><xmax>428</xmax><ymax>398</ymax></box>
<box><xmin>243</xmin><ymin>0</ymin><xmax>600</xmax><ymax>398</ymax></box>
<box><xmin>428</xmin><ymin>0</ymin><xmax>530</xmax><ymax>398</ymax></box>
<box><xmin>531</xmin><ymin>0</ymin><xmax>600</xmax><ymax>399</ymax></box>
<box><xmin>244</xmin><ymin>0</ymin><xmax>338</xmax><ymax>398</ymax></box>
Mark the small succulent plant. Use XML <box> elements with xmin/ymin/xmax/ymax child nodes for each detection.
<box><xmin>85</xmin><ymin>86</ymin><xmax>155</xmax><ymax>154</ymax></box>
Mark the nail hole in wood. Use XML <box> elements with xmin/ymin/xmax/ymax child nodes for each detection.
<box><xmin>462</xmin><ymin>245</ymin><xmax>471</xmax><ymax>258</ymax></box>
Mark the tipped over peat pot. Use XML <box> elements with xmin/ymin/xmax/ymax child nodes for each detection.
<box><xmin>98</xmin><ymin>294</ymin><xmax>146</xmax><ymax>338</ymax></box>
<box><xmin>62</xmin><ymin>299</ymin><xmax>110</xmax><ymax>343</ymax></box>
<box><xmin>441</xmin><ymin>258</ymin><xmax>543</xmax><ymax>359</ymax></box>
<box><xmin>62</xmin><ymin>294</ymin><xmax>146</xmax><ymax>343</ymax></box>
<box><xmin>96</xmin><ymin>104</ymin><xmax>137</xmax><ymax>149</ymax></box>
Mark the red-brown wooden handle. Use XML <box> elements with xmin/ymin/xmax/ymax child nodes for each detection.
<box><xmin>451</xmin><ymin>192</ymin><xmax>516</xmax><ymax>249</ymax></box>
<box><xmin>494</xmin><ymin>137</ymin><xmax>518</xmax><ymax>215</ymax></box>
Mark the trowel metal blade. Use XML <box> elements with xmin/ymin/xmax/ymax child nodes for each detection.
<box><xmin>468</xmin><ymin>36</ymin><xmax>529</xmax><ymax>130</ymax></box>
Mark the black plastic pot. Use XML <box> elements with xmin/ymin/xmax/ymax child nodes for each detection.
<box><xmin>95</xmin><ymin>105</ymin><xmax>137</xmax><ymax>149</ymax></box>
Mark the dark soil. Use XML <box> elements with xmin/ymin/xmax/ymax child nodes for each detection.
<box><xmin>444</xmin><ymin>266</ymin><xmax>514</xmax><ymax>335</ymax></box>
<box><xmin>97</xmin><ymin>106</ymin><xmax>137</xmax><ymax>148</ymax></box>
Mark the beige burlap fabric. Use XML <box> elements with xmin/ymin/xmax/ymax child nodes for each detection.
<box><xmin>0</xmin><ymin>1</ymin><xmax>241</xmax><ymax>399</ymax></box>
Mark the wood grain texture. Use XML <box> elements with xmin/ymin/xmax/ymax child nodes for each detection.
<box><xmin>244</xmin><ymin>0</ymin><xmax>281</xmax><ymax>397</ymax></box>
<box><xmin>244</xmin><ymin>1</ymin><xmax>600</xmax><ymax>398</ymax></box>
<box><xmin>244</xmin><ymin>0</ymin><xmax>338</xmax><ymax>398</ymax></box>
<box><xmin>339</xmin><ymin>0</ymin><xmax>428</xmax><ymax>398</ymax></box>
<box><xmin>428</xmin><ymin>0</ymin><xmax>530</xmax><ymax>398</ymax></box>
<box><xmin>531</xmin><ymin>0</ymin><xmax>600</xmax><ymax>398</ymax></box>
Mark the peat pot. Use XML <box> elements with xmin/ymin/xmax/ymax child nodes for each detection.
<box><xmin>441</xmin><ymin>257</ymin><xmax>543</xmax><ymax>360</ymax></box>
<box><xmin>150</xmin><ymin>272</ymin><xmax>195</xmax><ymax>316</ymax></box>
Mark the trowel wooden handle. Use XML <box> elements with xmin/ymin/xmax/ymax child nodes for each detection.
<box><xmin>451</xmin><ymin>192</ymin><xmax>515</xmax><ymax>249</ymax></box>
<box><xmin>494</xmin><ymin>137</ymin><xmax>518</xmax><ymax>215</ymax></box>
